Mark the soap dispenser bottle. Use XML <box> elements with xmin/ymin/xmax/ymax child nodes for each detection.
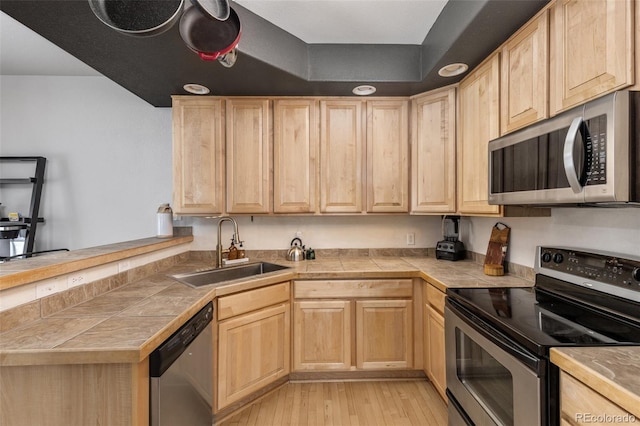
<box><xmin>306</xmin><ymin>247</ymin><xmax>315</xmax><ymax>260</ymax></box>
<box><xmin>228</xmin><ymin>239</ymin><xmax>238</xmax><ymax>260</ymax></box>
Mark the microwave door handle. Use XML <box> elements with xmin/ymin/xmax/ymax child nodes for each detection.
<box><xmin>563</xmin><ymin>117</ymin><xmax>584</xmax><ymax>194</ymax></box>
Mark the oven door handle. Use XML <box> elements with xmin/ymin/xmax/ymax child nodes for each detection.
<box><xmin>447</xmin><ymin>299</ymin><xmax>545</xmax><ymax>375</ymax></box>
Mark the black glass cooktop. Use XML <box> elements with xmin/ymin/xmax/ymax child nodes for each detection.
<box><xmin>447</xmin><ymin>280</ymin><xmax>640</xmax><ymax>356</ymax></box>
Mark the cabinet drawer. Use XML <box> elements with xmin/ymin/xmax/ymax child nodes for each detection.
<box><xmin>218</xmin><ymin>282</ymin><xmax>290</xmax><ymax>320</ymax></box>
<box><xmin>560</xmin><ymin>372</ymin><xmax>633</xmax><ymax>425</ymax></box>
<box><xmin>426</xmin><ymin>283</ymin><xmax>445</xmax><ymax>315</ymax></box>
<box><xmin>294</xmin><ymin>279</ymin><xmax>413</xmax><ymax>299</ymax></box>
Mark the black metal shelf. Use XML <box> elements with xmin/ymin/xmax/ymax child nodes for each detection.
<box><xmin>0</xmin><ymin>178</ymin><xmax>37</xmax><ymax>184</ymax></box>
<box><xmin>0</xmin><ymin>156</ymin><xmax>46</xmax><ymax>256</ymax></box>
<box><xmin>0</xmin><ymin>218</ymin><xmax>45</xmax><ymax>225</ymax></box>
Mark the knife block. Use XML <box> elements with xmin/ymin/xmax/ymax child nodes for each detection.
<box><xmin>484</xmin><ymin>223</ymin><xmax>510</xmax><ymax>276</ymax></box>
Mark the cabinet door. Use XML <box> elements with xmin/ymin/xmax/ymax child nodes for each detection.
<box><xmin>366</xmin><ymin>100</ymin><xmax>409</xmax><ymax>212</ymax></box>
<box><xmin>501</xmin><ymin>10</ymin><xmax>549</xmax><ymax>135</ymax></box>
<box><xmin>355</xmin><ymin>300</ymin><xmax>413</xmax><ymax>369</ymax></box>
<box><xmin>425</xmin><ymin>304</ymin><xmax>446</xmax><ymax>400</ymax></box>
<box><xmin>172</xmin><ymin>96</ymin><xmax>225</xmax><ymax>214</ymax></box>
<box><xmin>225</xmin><ymin>99</ymin><xmax>271</xmax><ymax>213</ymax></box>
<box><xmin>411</xmin><ymin>87</ymin><xmax>457</xmax><ymax>213</ymax></box>
<box><xmin>458</xmin><ymin>53</ymin><xmax>502</xmax><ymax>216</ymax></box>
<box><xmin>217</xmin><ymin>303</ymin><xmax>290</xmax><ymax>409</ymax></box>
<box><xmin>319</xmin><ymin>100</ymin><xmax>365</xmax><ymax>213</ymax></box>
<box><xmin>293</xmin><ymin>300</ymin><xmax>352</xmax><ymax>370</ymax></box>
<box><xmin>550</xmin><ymin>0</ymin><xmax>634</xmax><ymax>114</ymax></box>
<box><xmin>273</xmin><ymin>99</ymin><xmax>318</xmax><ymax>213</ymax></box>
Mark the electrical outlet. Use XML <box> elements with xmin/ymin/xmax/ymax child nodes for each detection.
<box><xmin>296</xmin><ymin>231</ymin><xmax>303</xmax><ymax>237</ymax></box>
<box><xmin>119</xmin><ymin>260</ymin><xmax>131</xmax><ymax>273</ymax></box>
<box><xmin>68</xmin><ymin>273</ymin><xmax>86</xmax><ymax>288</ymax></box>
<box><xmin>406</xmin><ymin>233</ymin><xmax>415</xmax><ymax>245</ymax></box>
<box><xmin>36</xmin><ymin>278</ymin><xmax>65</xmax><ymax>298</ymax></box>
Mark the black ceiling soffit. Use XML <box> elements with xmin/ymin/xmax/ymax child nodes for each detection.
<box><xmin>1</xmin><ymin>0</ymin><xmax>550</xmax><ymax>107</ymax></box>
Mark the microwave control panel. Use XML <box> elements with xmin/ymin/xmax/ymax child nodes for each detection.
<box><xmin>584</xmin><ymin>114</ymin><xmax>607</xmax><ymax>186</ymax></box>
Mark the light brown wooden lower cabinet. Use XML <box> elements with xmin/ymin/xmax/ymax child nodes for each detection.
<box><xmin>424</xmin><ymin>283</ymin><xmax>447</xmax><ymax>400</ymax></box>
<box><xmin>293</xmin><ymin>298</ymin><xmax>414</xmax><ymax>371</ymax></box>
<box><xmin>356</xmin><ymin>299</ymin><xmax>413</xmax><ymax>369</ymax></box>
<box><xmin>0</xmin><ymin>361</ymin><xmax>149</xmax><ymax>426</ymax></box>
<box><xmin>292</xmin><ymin>279</ymin><xmax>417</xmax><ymax>374</ymax></box>
<box><xmin>560</xmin><ymin>372</ymin><xmax>635</xmax><ymax>426</ymax></box>
<box><xmin>293</xmin><ymin>300</ymin><xmax>352</xmax><ymax>370</ymax></box>
<box><xmin>217</xmin><ymin>302</ymin><xmax>290</xmax><ymax>410</ymax></box>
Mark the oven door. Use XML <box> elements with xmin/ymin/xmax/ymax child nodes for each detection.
<box><xmin>445</xmin><ymin>302</ymin><xmax>545</xmax><ymax>426</ymax></box>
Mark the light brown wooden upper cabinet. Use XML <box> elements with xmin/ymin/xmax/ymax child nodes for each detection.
<box><xmin>172</xmin><ymin>96</ymin><xmax>225</xmax><ymax>215</ymax></box>
<box><xmin>410</xmin><ymin>87</ymin><xmax>457</xmax><ymax>213</ymax></box>
<box><xmin>458</xmin><ymin>53</ymin><xmax>502</xmax><ymax>216</ymax></box>
<box><xmin>366</xmin><ymin>100</ymin><xmax>409</xmax><ymax>213</ymax></box>
<box><xmin>500</xmin><ymin>9</ymin><xmax>549</xmax><ymax>135</ymax></box>
<box><xmin>225</xmin><ymin>98</ymin><xmax>272</xmax><ymax>214</ymax></box>
<box><xmin>550</xmin><ymin>0</ymin><xmax>634</xmax><ymax>115</ymax></box>
<box><xmin>319</xmin><ymin>99</ymin><xmax>365</xmax><ymax>213</ymax></box>
<box><xmin>273</xmin><ymin>99</ymin><xmax>319</xmax><ymax>213</ymax></box>
<box><xmin>319</xmin><ymin>99</ymin><xmax>409</xmax><ymax>214</ymax></box>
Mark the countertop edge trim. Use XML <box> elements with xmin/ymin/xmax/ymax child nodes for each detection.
<box><xmin>0</xmin><ymin>236</ymin><xmax>193</xmax><ymax>290</ymax></box>
<box><xmin>550</xmin><ymin>348</ymin><xmax>640</xmax><ymax>418</ymax></box>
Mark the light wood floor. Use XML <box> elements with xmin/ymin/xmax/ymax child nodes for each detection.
<box><xmin>218</xmin><ymin>380</ymin><xmax>448</xmax><ymax>426</ymax></box>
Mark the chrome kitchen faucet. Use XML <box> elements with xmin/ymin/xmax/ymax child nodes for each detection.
<box><xmin>216</xmin><ymin>216</ymin><xmax>241</xmax><ymax>268</ymax></box>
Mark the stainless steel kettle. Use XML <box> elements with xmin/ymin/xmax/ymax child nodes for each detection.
<box><xmin>286</xmin><ymin>237</ymin><xmax>305</xmax><ymax>261</ymax></box>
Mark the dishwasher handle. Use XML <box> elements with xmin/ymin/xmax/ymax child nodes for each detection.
<box><xmin>149</xmin><ymin>302</ymin><xmax>213</xmax><ymax>377</ymax></box>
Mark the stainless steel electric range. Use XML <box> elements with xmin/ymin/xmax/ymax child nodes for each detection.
<box><xmin>445</xmin><ymin>246</ymin><xmax>640</xmax><ymax>426</ymax></box>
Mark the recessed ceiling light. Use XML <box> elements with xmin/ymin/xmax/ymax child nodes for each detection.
<box><xmin>183</xmin><ymin>84</ymin><xmax>210</xmax><ymax>95</ymax></box>
<box><xmin>438</xmin><ymin>63</ymin><xmax>469</xmax><ymax>77</ymax></box>
<box><xmin>352</xmin><ymin>85</ymin><xmax>377</xmax><ymax>96</ymax></box>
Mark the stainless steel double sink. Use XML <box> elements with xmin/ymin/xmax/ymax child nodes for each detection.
<box><xmin>170</xmin><ymin>262</ymin><xmax>290</xmax><ymax>288</ymax></box>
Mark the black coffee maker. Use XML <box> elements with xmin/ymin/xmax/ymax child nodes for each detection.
<box><xmin>436</xmin><ymin>216</ymin><xmax>466</xmax><ymax>261</ymax></box>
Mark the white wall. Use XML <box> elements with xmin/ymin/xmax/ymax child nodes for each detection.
<box><xmin>0</xmin><ymin>75</ymin><xmax>172</xmax><ymax>251</ymax></box>
<box><xmin>1</xmin><ymin>75</ymin><xmax>638</xmax><ymax>265</ymax></box>
<box><xmin>462</xmin><ymin>209</ymin><xmax>640</xmax><ymax>268</ymax></box>
<box><xmin>180</xmin><ymin>215</ymin><xmax>442</xmax><ymax>251</ymax></box>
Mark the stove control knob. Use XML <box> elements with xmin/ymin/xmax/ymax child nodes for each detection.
<box><xmin>541</xmin><ymin>252</ymin><xmax>552</xmax><ymax>263</ymax></box>
<box><xmin>553</xmin><ymin>253</ymin><xmax>564</xmax><ymax>264</ymax></box>
<box><xmin>633</xmin><ymin>267</ymin><xmax>640</xmax><ymax>282</ymax></box>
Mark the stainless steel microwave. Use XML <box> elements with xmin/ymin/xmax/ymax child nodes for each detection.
<box><xmin>489</xmin><ymin>91</ymin><xmax>639</xmax><ymax>206</ymax></box>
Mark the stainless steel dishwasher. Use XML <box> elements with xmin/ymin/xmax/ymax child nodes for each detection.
<box><xmin>150</xmin><ymin>302</ymin><xmax>214</xmax><ymax>426</ymax></box>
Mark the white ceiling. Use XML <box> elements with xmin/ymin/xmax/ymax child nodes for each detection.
<box><xmin>235</xmin><ymin>0</ymin><xmax>447</xmax><ymax>45</ymax></box>
<box><xmin>1</xmin><ymin>0</ymin><xmax>447</xmax><ymax>76</ymax></box>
